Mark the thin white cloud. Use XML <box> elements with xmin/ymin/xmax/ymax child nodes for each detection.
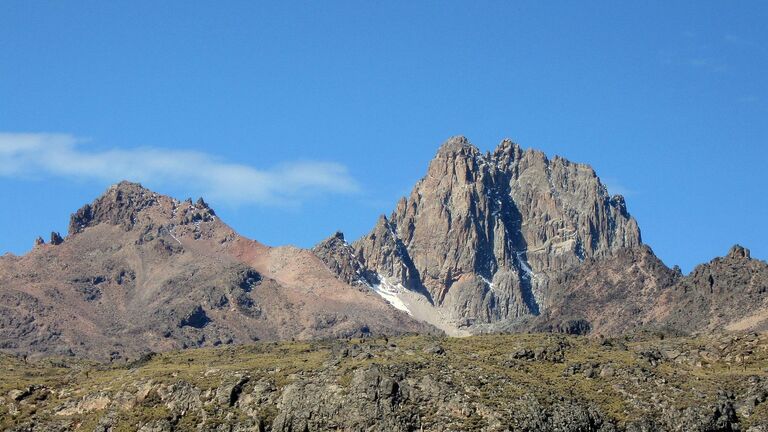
<box><xmin>0</xmin><ymin>133</ymin><xmax>360</xmax><ymax>206</ymax></box>
<box><xmin>602</xmin><ymin>177</ymin><xmax>634</xmax><ymax>197</ymax></box>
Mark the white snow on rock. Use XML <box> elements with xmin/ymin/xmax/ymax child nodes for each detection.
<box><xmin>369</xmin><ymin>275</ymin><xmax>411</xmax><ymax>315</ymax></box>
<box><xmin>516</xmin><ymin>252</ymin><xmax>535</xmax><ymax>279</ymax></box>
<box><xmin>479</xmin><ymin>275</ymin><xmax>496</xmax><ymax>292</ymax></box>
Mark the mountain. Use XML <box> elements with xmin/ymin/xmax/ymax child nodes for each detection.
<box><xmin>318</xmin><ymin>136</ymin><xmax>642</xmax><ymax>332</ymax></box>
<box><xmin>2</xmin><ymin>137</ymin><xmax>766</xmax><ymax>362</ymax></box>
<box><xmin>317</xmin><ymin>136</ymin><xmax>768</xmax><ymax>336</ymax></box>
<box><xmin>0</xmin><ymin>182</ymin><xmax>435</xmax><ymax>360</ymax></box>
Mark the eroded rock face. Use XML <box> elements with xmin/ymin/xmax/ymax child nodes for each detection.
<box><xmin>352</xmin><ymin>136</ymin><xmax>641</xmax><ymax>325</ymax></box>
<box><xmin>68</xmin><ymin>181</ymin><xmax>217</xmax><ymax>236</ymax></box>
<box><xmin>526</xmin><ymin>245</ymin><xmax>682</xmax><ymax>335</ymax></box>
<box><xmin>69</xmin><ymin>181</ymin><xmax>158</xmax><ymax>234</ymax></box>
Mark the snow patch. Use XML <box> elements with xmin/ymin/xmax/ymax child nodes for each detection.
<box><xmin>479</xmin><ymin>275</ymin><xmax>496</xmax><ymax>292</ymax></box>
<box><xmin>516</xmin><ymin>252</ymin><xmax>535</xmax><ymax>279</ymax></box>
<box><xmin>369</xmin><ymin>275</ymin><xmax>411</xmax><ymax>315</ymax></box>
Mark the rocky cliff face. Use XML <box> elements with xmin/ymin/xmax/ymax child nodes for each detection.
<box><xmin>500</xmin><ymin>245</ymin><xmax>683</xmax><ymax>336</ymax></box>
<box><xmin>0</xmin><ymin>182</ymin><xmax>435</xmax><ymax>360</ymax></box>
<box><xmin>346</xmin><ymin>136</ymin><xmax>641</xmax><ymax>327</ymax></box>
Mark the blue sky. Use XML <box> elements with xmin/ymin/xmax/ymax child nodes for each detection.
<box><xmin>0</xmin><ymin>1</ymin><xmax>766</xmax><ymax>272</ymax></box>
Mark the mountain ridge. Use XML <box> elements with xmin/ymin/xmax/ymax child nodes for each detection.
<box><xmin>1</xmin><ymin>136</ymin><xmax>766</xmax><ymax>361</ymax></box>
<box><xmin>316</xmin><ymin>136</ymin><xmax>767</xmax><ymax>336</ymax></box>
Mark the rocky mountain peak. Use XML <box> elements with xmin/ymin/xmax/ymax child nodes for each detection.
<box><xmin>68</xmin><ymin>181</ymin><xmax>158</xmax><ymax>235</ymax></box>
<box><xmin>313</xmin><ymin>231</ymin><xmax>348</xmax><ymax>251</ymax></box>
<box><xmin>68</xmin><ymin>181</ymin><xmax>217</xmax><ymax>236</ymax></box>
<box><xmin>656</xmin><ymin>243</ymin><xmax>767</xmax><ymax>332</ymax></box>
<box><xmin>341</xmin><ymin>136</ymin><xmax>643</xmax><ymax>329</ymax></box>
<box><xmin>727</xmin><ymin>244</ymin><xmax>751</xmax><ymax>260</ymax></box>
<box><xmin>435</xmin><ymin>135</ymin><xmax>478</xmax><ymax>158</ymax></box>
<box><xmin>492</xmin><ymin>138</ymin><xmax>524</xmax><ymax>162</ymax></box>
<box><xmin>2</xmin><ymin>183</ymin><xmax>434</xmax><ymax>360</ymax></box>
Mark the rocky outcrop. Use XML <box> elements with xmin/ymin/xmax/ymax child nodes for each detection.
<box><xmin>49</xmin><ymin>232</ymin><xmax>64</xmax><ymax>245</ymax></box>
<box><xmin>68</xmin><ymin>181</ymin><xmax>217</xmax><ymax>236</ymax></box>
<box><xmin>69</xmin><ymin>181</ymin><xmax>158</xmax><ymax>234</ymax></box>
<box><xmin>348</xmin><ymin>136</ymin><xmax>641</xmax><ymax>326</ymax></box>
<box><xmin>311</xmin><ymin>232</ymin><xmax>371</xmax><ymax>288</ymax></box>
<box><xmin>518</xmin><ymin>245</ymin><xmax>682</xmax><ymax>335</ymax></box>
<box><xmin>482</xmin><ymin>243</ymin><xmax>768</xmax><ymax>336</ymax></box>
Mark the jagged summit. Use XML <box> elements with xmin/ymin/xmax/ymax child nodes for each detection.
<box><xmin>312</xmin><ymin>231</ymin><xmax>372</xmax><ymax>288</ymax></box>
<box><xmin>491</xmin><ymin>138</ymin><xmax>524</xmax><ymax>161</ymax></box>
<box><xmin>69</xmin><ymin>181</ymin><xmax>157</xmax><ymax>234</ymax></box>
<box><xmin>435</xmin><ymin>135</ymin><xmax>478</xmax><ymax>157</ymax></box>
<box><xmin>329</xmin><ymin>136</ymin><xmax>643</xmax><ymax>330</ymax></box>
<box><xmin>654</xmin><ymin>242</ymin><xmax>767</xmax><ymax>332</ymax></box>
<box><xmin>727</xmin><ymin>244</ymin><xmax>751</xmax><ymax>260</ymax></box>
<box><xmin>68</xmin><ymin>181</ymin><xmax>217</xmax><ymax>236</ymax></box>
<box><xmin>310</xmin><ymin>136</ymin><xmax>767</xmax><ymax>336</ymax></box>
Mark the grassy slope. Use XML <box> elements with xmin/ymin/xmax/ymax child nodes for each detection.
<box><xmin>1</xmin><ymin>333</ymin><xmax>767</xmax><ymax>430</ymax></box>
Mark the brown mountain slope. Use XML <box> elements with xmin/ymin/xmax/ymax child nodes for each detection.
<box><xmin>523</xmin><ymin>245</ymin><xmax>682</xmax><ymax>335</ymax></box>
<box><xmin>473</xmin><ymin>244</ymin><xmax>768</xmax><ymax>336</ymax></box>
<box><xmin>0</xmin><ymin>182</ymin><xmax>435</xmax><ymax>360</ymax></box>
<box><xmin>651</xmin><ymin>245</ymin><xmax>768</xmax><ymax>333</ymax></box>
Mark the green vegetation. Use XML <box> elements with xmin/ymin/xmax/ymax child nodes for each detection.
<box><xmin>1</xmin><ymin>333</ymin><xmax>766</xmax><ymax>430</ymax></box>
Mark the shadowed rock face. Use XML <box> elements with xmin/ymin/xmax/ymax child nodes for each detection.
<box><xmin>486</xmin><ymin>243</ymin><xmax>768</xmax><ymax>336</ymax></box>
<box><xmin>0</xmin><ymin>182</ymin><xmax>436</xmax><ymax>360</ymax></box>
<box><xmin>351</xmin><ymin>136</ymin><xmax>641</xmax><ymax>325</ymax></box>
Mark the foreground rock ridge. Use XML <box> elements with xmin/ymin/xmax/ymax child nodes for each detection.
<box><xmin>315</xmin><ymin>136</ymin><xmax>768</xmax><ymax>335</ymax></box>
<box><xmin>0</xmin><ymin>182</ymin><xmax>435</xmax><ymax>360</ymax></box>
<box><xmin>2</xmin><ymin>334</ymin><xmax>767</xmax><ymax>431</ymax></box>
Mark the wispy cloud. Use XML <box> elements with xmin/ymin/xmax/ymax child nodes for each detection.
<box><xmin>602</xmin><ymin>177</ymin><xmax>634</xmax><ymax>197</ymax></box>
<box><xmin>725</xmin><ymin>34</ymin><xmax>765</xmax><ymax>50</ymax></box>
<box><xmin>0</xmin><ymin>133</ymin><xmax>360</xmax><ymax>206</ymax></box>
<box><xmin>658</xmin><ymin>31</ymin><xmax>730</xmax><ymax>74</ymax></box>
<box><xmin>738</xmin><ymin>95</ymin><xmax>759</xmax><ymax>103</ymax></box>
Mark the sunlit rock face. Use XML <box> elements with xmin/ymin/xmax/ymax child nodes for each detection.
<box><xmin>353</xmin><ymin>136</ymin><xmax>641</xmax><ymax>325</ymax></box>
